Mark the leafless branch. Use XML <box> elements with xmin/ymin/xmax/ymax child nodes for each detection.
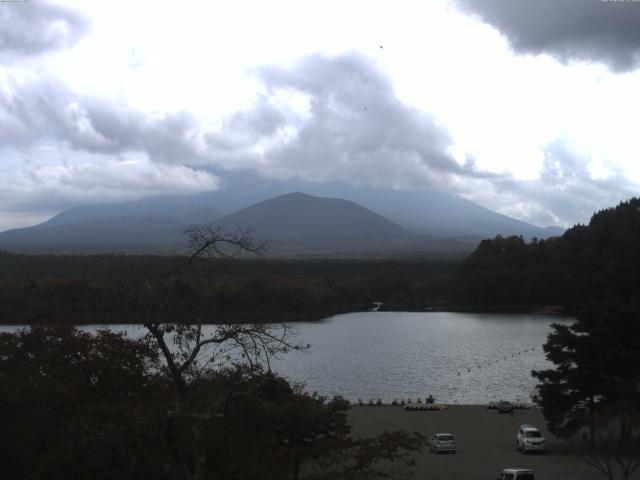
<box><xmin>110</xmin><ymin>223</ymin><xmax>297</xmax><ymax>399</ymax></box>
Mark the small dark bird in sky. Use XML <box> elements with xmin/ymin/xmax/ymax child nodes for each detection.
<box><xmin>379</xmin><ymin>45</ymin><xmax>383</xmax><ymax>49</ymax></box>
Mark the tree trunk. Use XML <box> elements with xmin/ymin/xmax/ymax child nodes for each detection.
<box><xmin>619</xmin><ymin>414</ymin><xmax>631</xmax><ymax>449</ymax></box>
<box><xmin>191</xmin><ymin>423</ymin><xmax>206</xmax><ymax>480</ymax></box>
<box><xmin>590</xmin><ymin>394</ymin><xmax>597</xmax><ymax>450</ymax></box>
<box><xmin>292</xmin><ymin>454</ymin><xmax>301</xmax><ymax>480</ymax></box>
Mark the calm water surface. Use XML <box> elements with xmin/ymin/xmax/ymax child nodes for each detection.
<box><xmin>268</xmin><ymin>312</ymin><xmax>572</xmax><ymax>404</ymax></box>
<box><xmin>1</xmin><ymin>312</ymin><xmax>573</xmax><ymax>404</ymax></box>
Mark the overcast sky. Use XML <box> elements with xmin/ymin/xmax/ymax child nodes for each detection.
<box><xmin>1</xmin><ymin>0</ymin><xmax>639</xmax><ymax>231</ymax></box>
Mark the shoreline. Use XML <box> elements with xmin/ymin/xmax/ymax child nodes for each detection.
<box><xmin>0</xmin><ymin>305</ymin><xmax>572</xmax><ymax>326</ymax></box>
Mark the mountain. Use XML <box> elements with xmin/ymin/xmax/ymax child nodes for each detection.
<box><xmin>0</xmin><ymin>170</ymin><xmax>565</xmax><ymax>254</ymax></box>
<box><xmin>215</xmin><ymin>192</ymin><xmax>410</xmax><ymax>240</ymax></box>
<box><xmin>318</xmin><ymin>186</ymin><xmax>562</xmax><ymax>239</ymax></box>
<box><xmin>22</xmin><ymin>170</ymin><xmax>563</xmax><ymax>240</ymax></box>
<box><xmin>0</xmin><ymin>217</ymin><xmax>187</xmax><ymax>252</ymax></box>
<box><xmin>211</xmin><ymin>192</ymin><xmax>437</xmax><ymax>255</ymax></box>
<box><xmin>0</xmin><ymin>192</ymin><xmax>477</xmax><ymax>256</ymax></box>
<box><xmin>39</xmin><ymin>196</ymin><xmax>221</xmax><ymax>228</ymax></box>
<box><xmin>196</xmin><ymin>171</ymin><xmax>563</xmax><ymax>239</ymax></box>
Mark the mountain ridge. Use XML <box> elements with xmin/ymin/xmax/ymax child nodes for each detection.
<box><xmin>0</xmin><ymin>172</ymin><xmax>565</xmax><ymax>255</ymax></box>
<box><xmin>16</xmin><ymin>171</ymin><xmax>564</xmax><ymax>240</ymax></box>
<box><xmin>0</xmin><ymin>192</ymin><xmax>476</xmax><ymax>256</ymax></box>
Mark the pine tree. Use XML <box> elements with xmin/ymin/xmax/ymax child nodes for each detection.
<box><xmin>532</xmin><ymin>301</ymin><xmax>640</xmax><ymax>447</ymax></box>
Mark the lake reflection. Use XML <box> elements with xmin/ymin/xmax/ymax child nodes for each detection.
<box><xmin>269</xmin><ymin>312</ymin><xmax>572</xmax><ymax>404</ymax></box>
<box><xmin>0</xmin><ymin>312</ymin><xmax>573</xmax><ymax>404</ymax></box>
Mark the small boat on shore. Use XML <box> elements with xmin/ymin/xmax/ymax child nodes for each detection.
<box><xmin>370</xmin><ymin>302</ymin><xmax>383</xmax><ymax>311</ymax></box>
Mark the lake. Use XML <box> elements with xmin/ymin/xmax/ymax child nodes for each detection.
<box><xmin>1</xmin><ymin>312</ymin><xmax>573</xmax><ymax>404</ymax></box>
<box><xmin>270</xmin><ymin>312</ymin><xmax>572</xmax><ymax>404</ymax></box>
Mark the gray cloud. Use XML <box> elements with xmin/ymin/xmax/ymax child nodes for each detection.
<box><xmin>529</xmin><ymin>142</ymin><xmax>637</xmax><ymax>224</ymax></box>
<box><xmin>0</xmin><ymin>77</ymin><xmax>206</xmax><ymax>164</ymax></box>
<box><xmin>0</xmin><ymin>154</ymin><xmax>219</xmax><ymax>231</ymax></box>
<box><xmin>204</xmin><ymin>52</ymin><xmax>637</xmax><ymax>227</ymax></box>
<box><xmin>465</xmin><ymin>140</ymin><xmax>639</xmax><ymax>227</ymax></box>
<box><xmin>0</xmin><ymin>78</ymin><xmax>218</xmax><ymax>229</ymax></box>
<box><xmin>1</xmin><ymin>46</ymin><xmax>636</xmax><ymax>231</ymax></box>
<box><xmin>457</xmin><ymin>0</ymin><xmax>640</xmax><ymax>71</ymax></box>
<box><xmin>208</xmin><ymin>53</ymin><xmax>493</xmax><ymax>187</ymax></box>
<box><xmin>0</xmin><ymin>0</ymin><xmax>90</xmax><ymax>56</ymax></box>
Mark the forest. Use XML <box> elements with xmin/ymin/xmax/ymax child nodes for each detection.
<box><xmin>0</xmin><ymin>253</ymin><xmax>458</xmax><ymax>324</ymax></box>
<box><xmin>2</xmin><ymin>198</ymin><xmax>640</xmax><ymax>324</ymax></box>
<box><xmin>2</xmin><ymin>199</ymin><xmax>640</xmax><ymax>479</ymax></box>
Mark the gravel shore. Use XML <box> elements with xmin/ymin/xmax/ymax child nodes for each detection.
<box><xmin>348</xmin><ymin>405</ymin><xmax>615</xmax><ymax>480</ymax></box>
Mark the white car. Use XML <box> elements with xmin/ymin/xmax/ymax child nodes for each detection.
<box><xmin>497</xmin><ymin>468</ymin><xmax>535</xmax><ymax>480</ymax></box>
<box><xmin>516</xmin><ymin>425</ymin><xmax>546</xmax><ymax>453</ymax></box>
<box><xmin>429</xmin><ymin>433</ymin><xmax>456</xmax><ymax>453</ymax></box>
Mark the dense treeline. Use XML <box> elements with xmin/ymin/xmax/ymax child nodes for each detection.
<box><xmin>2</xmin><ymin>199</ymin><xmax>640</xmax><ymax>478</ymax></box>
<box><xmin>0</xmin><ymin>254</ymin><xmax>458</xmax><ymax>324</ymax></box>
<box><xmin>0</xmin><ymin>226</ymin><xmax>430</xmax><ymax>480</ymax></box>
<box><xmin>2</xmin><ymin>197</ymin><xmax>639</xmax><ymax>324</ymax></box>
<box><xmin>457</xmin><ymin>198</ymin><xmax>640</xmax><ymax>309</ymax></box>
<box><xmin>0</xmin><ymin>325</ymin><xmax>425</xmax><ymax>480</ymax></box>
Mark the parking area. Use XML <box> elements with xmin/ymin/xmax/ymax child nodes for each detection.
<box><xmin>348</xmin><ymin>405</ymin><xmax>611</xmax><ymax>480</ymax></box>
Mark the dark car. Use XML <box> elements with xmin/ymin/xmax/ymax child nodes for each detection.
<box><xmin>497</xmin><ymin>401</ymin><xmax>514</xmax><ymax>413</ymax></box>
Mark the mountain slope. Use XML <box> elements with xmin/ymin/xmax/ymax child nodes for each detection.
<box><xmin>0</xmin><ymin>217</ymin><xmax>187</xmax><ymax>252</ymax></box>
<box><xmin>317</xmin><ymin>185</ymin><xmax>562</xmax><ymax>238</ymax></box>
<box><xmin>212</xmin><ymin>192</ymin><xmax>432</xmax><ymax>254</ymax></box>
<box><xmin>39</xmin><ymin>196</ymin><xmax>220</xmax><ymax>228</ymax></box>
<box><xmin>0</xmin><ymin>192</ymin><xmax>475</xmax><ymax>256</ymax></box>
<box><xmin>214</xmin><ymin>192</ymin><xmax>410</xmax><ymax>239</ymax></box>
<box><xmin>28</xmin><ymin>170</ymin><xmax>563</xmax><ymax>239</ymax></box>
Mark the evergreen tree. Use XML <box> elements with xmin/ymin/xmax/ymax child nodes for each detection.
<box><xmin>533</xmin><ymin>301</ymin><xmax>640</xmax><ymax>446</ymax></box>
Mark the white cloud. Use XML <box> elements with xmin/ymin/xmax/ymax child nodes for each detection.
<box><xmin>0</xmin><ymin>149</ymin><xmax>219</xmax><ymax>229</ymax></box>
<box><xmin>1</xmin><ymin>0</ymin><xmax>639</xmax><ymax>231</ymax></box>
<box><xmin>0</xmin><ymin>0</ymin><xmax>89</xmax><ymax>56</ymax></box>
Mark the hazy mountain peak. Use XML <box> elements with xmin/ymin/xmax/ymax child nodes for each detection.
<box><xmin>214</xmin><ymin>191</ymin><xmax>411</xmax><ymax>240</ymax></box>
<box><xmin>0</xmin><ymin>172</ymin><xmax>565</xmax><ymax>255</ymax></box>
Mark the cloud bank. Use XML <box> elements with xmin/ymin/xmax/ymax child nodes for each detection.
<box><xmin>0</xmin><ymin>0</ymin><xmax>218</xmax><ymax>231</ymax></box>
<box><xmin>457</xmin><ymin>0</ymin><xmax>640</xmax><ymax>71</ymax></box>
<box><xmin>208</xmin><ymin>53</ymin><xmax>495</xmax><ymax>188</ymax></box>
<box><xmin>205</xmin><ymin>53</ymin><xmax>636</xmax><ymax>227</ymax></box>
<box><xmin>1</xmin><ymin>0</ymin><xmax>637</xmax><ymax>234</ymax></box>
<box><xmin>0</xmin><ymin>0</ymin><xmax>90</xmax><ymax>56</ymax></box>
<box><xmin>480</xmin><ymin>141</ymin><xmax>638</xmax><ymax>226</ymax></box>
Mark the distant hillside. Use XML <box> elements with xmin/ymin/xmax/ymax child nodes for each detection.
<box><xmin>212</xmin><ymin>192</ymin><xmax>474</xmax><ymax>256</ymax></box>
<box><xmin>10</xmin><ymin>170</ymin><xmax>563</xmax><ymax>241</ymax></box>
<box><xmin>322</xmin><ymin>186</ymin><xmax>565</xmax><ymax>239</ymax></box>
<box><xmin>0</xmin><ymin>192</ymin><xmax>476</xmax><ymax>256</ymax></box>
<box><xmin>456</xmin><ymin>197</ymin><xmax>640</xmax><ymax>308</ymax></box>
<box><xmin>215</xmin><ymin>192</ymin><xmax>408</xmax><ymax>238</ymax></box>
<box><xmin>0</xmin><ymin>217</ymin><xmax>187</xmax><ymax>252</ymax></box>
<box><xmin>40</xmin><ymin>197</ymin><xmax>220</xmax><ymax>228</ymax></box>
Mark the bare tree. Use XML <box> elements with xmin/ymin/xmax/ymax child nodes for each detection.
<box><xmin>116</xmin><ymin>224</ymin><xmax>302</xmax><ymax>480</ymax></box>
<box><xmin>584</xmin><ymin>439</ymin><xmax>640</xmax><ymax>480</ymax></box>
<box><xmin>581</xmin><ymin>412</ymin><xmax>640</xmax><ymax>480</ymax></box>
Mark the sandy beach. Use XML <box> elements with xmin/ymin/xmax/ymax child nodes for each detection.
<box><xmin>348</xmin><ymin>405</ymin><xmax>621</xmax><ymax>480</ymax></box>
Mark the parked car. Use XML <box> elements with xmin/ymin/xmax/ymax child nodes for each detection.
<box><xmin>516</xmin><ymin>425</ymin><xmax>546</xmax><ymax>453</ymax></box>
<box><xmin>497</xmin><ymin>400</ymin><xmax>514</xmax><ymax>413</ymax></box>
<box><xmin>429</xmin><ymin>433</ymin><xmax>456</xmax><ymax>453</ymax></box>
<box><xmin>497</xmin><ymin>468</ymin><xmax>535</xmax><ymax>480</ymax></box>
